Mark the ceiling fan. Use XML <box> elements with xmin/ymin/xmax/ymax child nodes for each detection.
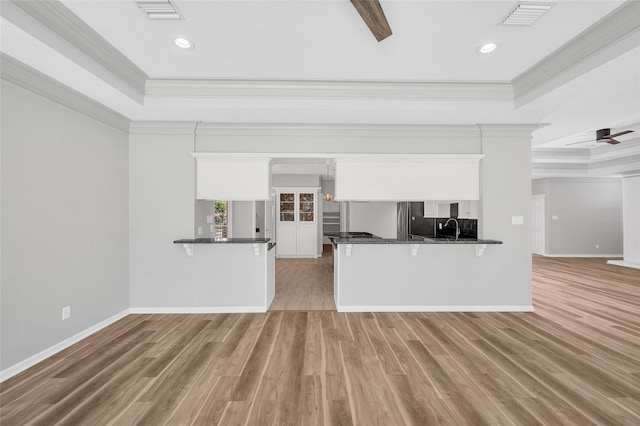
<box><xmin>351</xmin><ymin>0</ymin><xmax>393</xmax><ymax>42</ymax></box>
<box><xmin>567</xmin><ymin>128</ymin><xmax>635</xmax><ymax>146</ymax></box>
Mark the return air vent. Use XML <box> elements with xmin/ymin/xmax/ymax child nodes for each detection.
<box><xmin>135</xmin><ymin>0</ymin><xmax>182</xmax><ymax>20</ymax></box>
<box><xmin>501</xmin><ymin>3</ymin><xmax>553</xmax><ymax>26</ymax></box>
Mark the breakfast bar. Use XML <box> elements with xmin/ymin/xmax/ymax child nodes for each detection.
<box><xmin>168</xmin><ymin>238</ymin><xmax>276</xmax><ymax>312</ymax></box>
<box><xmin>326</xmin><ymin>235</ymin><xmax>529</xmax><ymax>312</ymax></box>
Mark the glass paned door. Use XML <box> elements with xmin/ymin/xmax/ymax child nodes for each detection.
<box><xmin>279</xmin><ymin>193</ymin><xmax>295</xmax><ymax>222</ymax></box>
<box><xmin>299</xmin><ymin>193</ymin><xmax>314</xmax><ymax>222</ymax></box>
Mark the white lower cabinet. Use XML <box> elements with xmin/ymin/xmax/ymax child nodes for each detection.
<box><xmin>296</xmin><ymin>225</ymin><xmax>317</xmax><ymax>256</ymax></box>
<box><xmin>276</xmin><ymin>224</ymin><xmax>298</xmax><ymax>256</ymax></box>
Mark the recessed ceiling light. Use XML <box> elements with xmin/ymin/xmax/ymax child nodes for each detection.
<box><xmin>478</xmin><ymin>42</ymin><xmax>497</xmax><ymax>54</ymax></box>
<box><xmin>174</xmin><ymin>37</ymin><xmax>194</xmax><ymax>49</ymax></box>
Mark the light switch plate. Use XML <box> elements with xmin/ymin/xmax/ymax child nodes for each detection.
<box><xmin>552</xmin><ymin>215</ymin><xmax>558</xmax><ymax>220</ymax></box>
<box><xmin>197</xmin><ymin>226</ymin><xmax>203</xmax><ymax>235</ymax></box>
<box><xmin>512</xmin><ymin>216</ymin><xmax>524</xmax><ymax>225</ymax></box>
<box><xmin>206</xmin><ymin>215</ymin><xmax>214</xmax><ymax>224</ymax></box>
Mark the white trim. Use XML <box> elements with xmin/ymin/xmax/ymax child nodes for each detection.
<box><xmin>129</xmin><ymin>306</ymin><xmax>267</xmax><ymax>314</ymax></box>
<box><xmin>1</xmin><ymin>0</ymin><xmax>147</xmax><ymax>103</ymax></box>
<box><xmin>606</xmin><ymin>260</ymin><xmax>640</xmax><ymax>270</ymax></box>
<box><xmin>543</xmin><ymin>254</ymin><xmax>623</xmax><ymax>258</ymax></box>
<box><xmin>129</xmin><ymin>121</ymin><xmax>198</xmax><ymax>135</ymax></box>
<box><xmin>1</xmin><ymin>53</ymin><xmax>131</xmax><ymax>132</ymax></box>
<box><xmin>336</xmin><ymin>305</ymin><xmax>534</xmax><ymax>313</ymax></box>
<box><xmin>0</xmin><ymin>309</ymin><xmax>130</xmax><ymax>382</ymax></box>
<box><xmin>513</xmin><ymin>1</ymin><xmax>640</xmax><ymax>107</ymax></box>
<box><xmin>193</xmin><ymin>152</ymin><xmax>485</xmax><ymax>161</ymax></box>
<box><xmin>146</xmin><ymin>79</ymin><xmax>513</xmax><ymax>102</ymax></box>
<box><xmin>196</xmin><ymin>122</ymin><xmax>482</xmax><ymax>139</ymax></box>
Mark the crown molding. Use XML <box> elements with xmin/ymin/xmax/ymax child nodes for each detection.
<box><xmin>532</xmin><ymin>154</ymin><xmax>640</xmax><ymax>178</ymax></box>
<box><xmin>1</xmin><ymin>53</ymin><xmax>130</xmax><ymax>132</ymax></box>
<box><xmin>194</xmin><ymin>122</ymin><xmax>481</xmax><ymax>138</ymax></box>
<box><xmin>0</xmin><ymin>0</ymin><xmax>148</xmax><ymax>104</ymax></box>
<box><xmin>478</xmin><ymin>124</ymin><xmax>542</xmax><ymax>139</ymax></box>
<box><xmin>129</xmin><ymin>121</ymin><xmax>199</xmax><ymax>135</ymax></box>
<box><xmin>145</xmin><ymin>79</ymin><xmax>514</xmax><ymax>102</ymax></box>
<box><xmin>533</xmin><ymin>177</ymin><xmax>622</xmax><ymax>184</ymax></box>
<box><xmin>513</xmin><ymin>1</ymin><xmax>640</xmax><ymax>107</ymax></box>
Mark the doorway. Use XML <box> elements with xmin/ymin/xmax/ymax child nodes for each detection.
<box><xmin>532</xmin><ymin>194</ymin><xmax>546</xmax><ymax>255</ymax></box>
<box><xmin>270</xmin><ymin>245</ymin><xmax>336</xmax><ymax>310</ymax></box>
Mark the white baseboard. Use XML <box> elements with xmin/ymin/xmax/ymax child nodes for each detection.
<box><xmin>607</xmin><ymin>260</ymin><xmax>640</xmax><ymax>270</ymax></box>
<box><xmin>129</xmin><ymin>306</ymin><xmax>267</xmax><ymax>314</ymax></box>
<box><xmin>542</xmin><ymin>254</ymin><xmax>622</xmax><ymax>258</ymax></box>
<box><xmin>336</xmin><ymin>305</ymin><xmax>534</xmax><ymax>313</ymax></box>
<box><xmin>0</xmin><ymin>309</ymin><xmax>130</xmax><ymax>383</ymax></box>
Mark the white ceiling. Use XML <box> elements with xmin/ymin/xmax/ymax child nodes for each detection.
<box><xmin>61</xmin><ymin>0</ymin><xmax>622</xmax><ymax>81</ymax></box>
<box><xmin>1</xmin><ymin>0</ymin><xmax>639</xmax><ymax>178</ymax></box>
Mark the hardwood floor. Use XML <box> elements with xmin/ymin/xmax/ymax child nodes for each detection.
<box><xmin>269</xmin><ymin>245</ymin><xmax>336</xmax><ymax>311</ymax></box>
<box><xmin>1</xmin><ymin>256</ymin><xmax>639</xmax><ymax>425</ymax></box>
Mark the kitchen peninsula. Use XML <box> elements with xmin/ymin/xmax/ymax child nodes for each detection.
<box><xmin>327</xmin><ymin>234</ymin><xmax>517</xmax><ymax>312</ymax></box>
<box><xmin>169</xmin><ymin>238</ymin><xmax>275</xmax><ymax>312</ymax></box>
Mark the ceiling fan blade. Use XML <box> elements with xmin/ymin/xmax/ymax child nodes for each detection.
<box><xmin>608</xmin><ymin>130</ymin><xmax>634</xmax><ymax>138</ymax></box>
<box><xmin>351</xmin><ymin>0</ymin><xmax>393</xmax><ymax>42</ymax></box>
<box><xmin>606</xmin><ymin>138</ymin><xmax>621</xmax><ymax>145</ymax></box>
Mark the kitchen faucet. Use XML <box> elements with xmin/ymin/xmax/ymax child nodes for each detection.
<box><xmin>444</xmin><ymin>218</ymin><xmax>460</xmax><ymax>240</ymax></box>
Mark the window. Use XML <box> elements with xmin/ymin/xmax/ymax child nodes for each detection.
<box><xmin>214</xmin><ymin>200</ymin><xmax>230</xmax><ymax>238</ymax></box>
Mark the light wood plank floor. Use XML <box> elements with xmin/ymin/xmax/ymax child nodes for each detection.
<box><xmin>1</xmin><ymin>257</ymin><xmax>639</xmax><ymax>425</ymax></box>
<box><xmin>270</xmin><ymin>245</ymin><xmax>336</xmax><ymax>311</ymax></box>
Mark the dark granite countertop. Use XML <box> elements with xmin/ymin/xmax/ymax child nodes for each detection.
<box><xmin>328</xmin><ymin>235</ymin><xmax>502</xmax><ymax>247</ymax></box>
<box><xmin>174</xmin><ymin>238</ymin><xmax>271</xmax><ymax>244</ymax></box>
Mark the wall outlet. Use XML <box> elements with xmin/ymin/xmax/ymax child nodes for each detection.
<box><xmin>512</xmin><ymin>216</ymin><xmax>524</xmax><ymax>225</ymax></box>
<box><xmin>210</xmin><ymin>224</ymin><xmax>214</xmax><ymax>232</ymax></box>
<box><xmin>197</xmin><ymin>226</ymin><xmax>203</xmax><ymax>236</ymax></box>
<box><xmin>62</xmin><ymin>306</ymin><xmax>71</xmax><ymax>320</ymax></box>
<box><xmin>552</xmin><ymin>215</ymin><xmax>558</xmax><ymax>220</ymax></box>
<box><xmin>595</xmin><ymin>244</ymin><xmax>600</xmax><ymax>249</ymax></box>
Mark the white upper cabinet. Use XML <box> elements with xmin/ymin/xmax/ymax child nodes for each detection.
<box><xmin>194</xmin><ymin>155</ymin><xmax>271</xmax><ymax>200</ymax></box>
<box><xmin>335</xmin><ymin>155</ymin><xmax>482</xmax><ymax>201</ymax></box>
<box><xmin>457</xmin><ymin>200</ymin><xmax>479</xmax><ymax>219</ymax></box>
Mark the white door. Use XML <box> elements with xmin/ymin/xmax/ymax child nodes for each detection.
<box><xmin>532</xmin><ymin>195</ymin><xmax>545</xmax><ymax>255</ymax></box>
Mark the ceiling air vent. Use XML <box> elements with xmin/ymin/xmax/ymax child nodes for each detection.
<box><xmin>501</xmin><ymin>3</ymin><xmax>553</xmax><ymax>26</ymax></box>
<box><xmin>135</xmin><ymin>0</ymin><xmax>183</xmax><ymax>20</ymax></box>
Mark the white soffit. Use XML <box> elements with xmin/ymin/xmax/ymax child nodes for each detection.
<box><xmin>0</xmin><ymin>0</ymin><xmax>148</xmax><ymax>102</ymax></box>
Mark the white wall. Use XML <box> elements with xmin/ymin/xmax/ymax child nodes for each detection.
<box><xmin>129</xmin><ymin>125</ymin><xmax>273</xmax><ymax>309</ymax></box>
<box><xmin>1</xmin><ymin>81</ymin><xmax>129</xmax><ymax>371</ymax></box>
<box><xmin>532</xmin><ymin>178</ymin><xmax>623</xmax><ymax>256</ymax></box>
<box><xmin>348</xmin><ymin>202</ymin><xmax>397</xmax><ymax>238</ymax></box>
<box><xmin>129</xmin><ymin>126</ymin><xmax>197</xmax><ymax>308</ymax></box>
<box><xmin>621</xmin><ymin>176</ymin><xmax>640</xmax><ymax>264</ymax></box>
<box><xmin>272</xmin><ymin>174</ymin><xmax>320</xmax><ymax>187</ymax></box>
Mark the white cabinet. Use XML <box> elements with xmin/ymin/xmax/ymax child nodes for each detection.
<box><xmin>335</xmin><ymin>156</ymin><xmax>481</xmax><ymax>201</ymax></box>
<box><xmin>194</xmin><ymin>155</ymin><xmax>271</xmax><ymax>200</ymax></box>
<box><xmin>424</xmin><ymin>200</ymin><xmax>479</xmax><ymax>219</ymax></box>
<box><xmin>423</xmin><ymin>201</ymin><xmax>438</xmax><ymax>217</ymax></box>
<box><xmin>457</xmin><ymin>200</ymin><xmax>479</xmax><ymax>219</ymax></box>
<box><xmin>275</xmin><ymin>187</ymin><xmax>320</xmax><ymax>258</ymax></box>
